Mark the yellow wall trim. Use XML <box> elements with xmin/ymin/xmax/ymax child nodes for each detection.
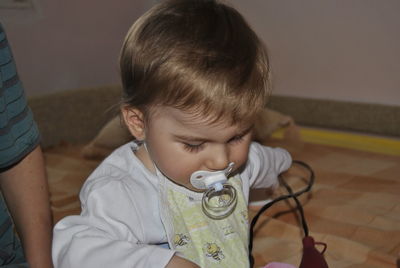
<box><xmin>272</xmin><ymin>127</ymin><xmax>400</xmax><ymax>156</ymax></box>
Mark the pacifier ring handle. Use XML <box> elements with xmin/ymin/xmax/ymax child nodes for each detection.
<box><xmin>202</xmin><ymin>184</ymin><xmax>238</xmax><ymax>220</ymax></box>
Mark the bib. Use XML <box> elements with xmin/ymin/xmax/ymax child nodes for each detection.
<box><xmin>164</xmin><ymin>175</ymin><xmax>249</xmax><ymax>267</ymax></box>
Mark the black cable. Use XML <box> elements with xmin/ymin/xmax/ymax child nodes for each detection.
<box><xmin>280</xmin><ymin>173</ymin><xmax>309</xmax><ymax>237</ymax></box>
<box><xmin>248</xmin><ymin>160</ymin><xmax>315</xmax><ymax>267</ymax></box>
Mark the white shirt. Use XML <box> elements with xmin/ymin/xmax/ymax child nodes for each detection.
<box><xmin>52</xmin><ymin>141</ymin><xmax>291</xmax><ymax>268</ymax></box>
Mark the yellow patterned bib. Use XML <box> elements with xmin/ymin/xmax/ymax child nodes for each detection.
<box><xmin>165</xmin><ymin>175</ymin><xmax>249</xmax><ymax>268</ymax></box>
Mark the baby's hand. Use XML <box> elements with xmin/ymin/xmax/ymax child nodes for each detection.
<box><xmin>166</xmin><ymin>255</ymin><xmax>200</xmax><ymax>268</ymax></box>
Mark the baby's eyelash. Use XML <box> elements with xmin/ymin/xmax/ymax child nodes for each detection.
<box><xmin>228</xmin><ymin>135</ymin><xmax>244</xmax><ymax>144</ymax></box>
<box><xmin>181</xmin><ymin>132</ymin><xmax>247</xmax><ymax>153</ymax></box>
<box><xmin>183</xmin><ymin>142</ymin><xmax>205</xmax><ymax>153</ymax></box>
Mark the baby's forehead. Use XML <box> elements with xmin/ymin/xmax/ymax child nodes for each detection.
<box><xmin>157</xmin><ymin>105</ymin><xmax>254</xmax><ymax>130</ymax></box>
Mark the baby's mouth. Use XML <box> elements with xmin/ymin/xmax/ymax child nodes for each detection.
<box><xmin>189</xmin><ymin>162</ymin><xmax>235</xmax><ymax>191</ymax></box>
<box><xmin>189</xmin><ymin>162</ymin><xmax>238</xmax><ymax>220</ymax></box>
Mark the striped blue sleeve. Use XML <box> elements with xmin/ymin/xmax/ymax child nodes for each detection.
<box><xmin>0</xmin><ymin>23</ymin><xmax>40</xmax><ymax>169</ymax></box>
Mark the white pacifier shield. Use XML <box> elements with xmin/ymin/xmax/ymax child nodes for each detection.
<box><xmin>190</xmin><ymin>162</ymin><xmax>235</xmax><ymax>190</ymax></box>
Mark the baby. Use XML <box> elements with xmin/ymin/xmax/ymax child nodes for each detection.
<box><xmin>52</xmin><ymin>0</ymin><xmax>292</xmax><ymax>267</ymax></box>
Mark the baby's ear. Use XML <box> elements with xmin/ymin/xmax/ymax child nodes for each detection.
<box><xmin>121</xmin><ymin>106</ymin><xmax>146</xmax><ymax>141</ymax></box>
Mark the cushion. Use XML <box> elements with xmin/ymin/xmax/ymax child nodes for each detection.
<box><xmin>82</xmin><ymin>108</ymin><xmax>293</xmax><ymax>159</ymax></box>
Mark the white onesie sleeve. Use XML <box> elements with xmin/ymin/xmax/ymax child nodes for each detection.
<box><xmin>52</xmin><ymin>178</ymin><xmax>175</xmax><ymax>268</ymax></box>
<box><xmin>242</xmin><ymin>142</ymin><xmax>292</xmax><ymax>190</ymax></box>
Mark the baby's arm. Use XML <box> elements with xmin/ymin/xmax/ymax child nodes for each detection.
<box><xmin>166</xmin><ymin>255</ymin><xmax>200</xmax><ymax>268</ymax></box>
<box><xmin>52</xmin><ymin>179</ymin><xmax>175</xmax><ymax>268</ymax></box>
<box><xmin>245</xmin><ymin>142</ymin><xmax>292</xmax><ymax>189</ymax></box>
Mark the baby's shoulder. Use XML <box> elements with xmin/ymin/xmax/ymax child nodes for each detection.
<box><xmin>81</xmin><ymin>143</ymin><xmax>157</xmax><ymax>199</ymax></box>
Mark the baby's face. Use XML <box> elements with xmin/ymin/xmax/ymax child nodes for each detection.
<box><xmin>142</xmin><ymin>106</ymin><xmax>253</xmax><ymax>191</ymax></box>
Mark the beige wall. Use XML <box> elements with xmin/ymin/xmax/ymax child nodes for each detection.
<box><xmin>1</xmin><ymin>0</ymin><xmax>150</xmax><ymax>96</ymax></box>
<box><xmin>230</xmin><ymin>0</ymin><xmax>400</xmax><ymax>106</ymax></box>
<box><xmin>2</xmin><ymin>1</ymin><xmax>399</xmax><ymax>106</ymax></box>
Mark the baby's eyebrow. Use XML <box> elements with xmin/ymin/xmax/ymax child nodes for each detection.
<box><xmin>173</xmin><ymin>126</ymin><xmax>253</xmax><ymax>143</ymax></box>
<box><xmin>173</xmin><ymin>134</ymin><xmax>211</xmax><ymax>142</ymax></box>
<box><xmin>238</xmin><ymin>126</ymin><xmax>253</xmax><ymax>136</ymax></box>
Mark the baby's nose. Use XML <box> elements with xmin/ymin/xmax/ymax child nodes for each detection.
<box><xmin>205</xmin><ymin>145</ymin><xmax>230</xmax><ymax>171</ymax></box>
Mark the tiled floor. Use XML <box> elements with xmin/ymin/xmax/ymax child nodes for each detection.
<box><xmin>250</xmin><ymin>133</ymin><xmax>400</xmax><ymax>267</ymax></box>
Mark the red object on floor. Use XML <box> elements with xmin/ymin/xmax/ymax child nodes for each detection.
<box><xmin>299</xmin><ymin>236</ymin><xmax>329</xmax><ymax>268</ymax></box>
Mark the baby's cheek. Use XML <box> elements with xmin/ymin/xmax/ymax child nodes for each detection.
<box><xmin>160</xmin><ymin>157</ymin><xmax>195</xmax><ymax>185</ymax></box>
<box><xmin>231</xmin><ymin>144</ymin><xmax>251</xmax><ymax>168</ymax></box>
<box><xmin>235</xmin><ymin>155</ymin><xmax>249</xmax><ymax>170</ymax></box>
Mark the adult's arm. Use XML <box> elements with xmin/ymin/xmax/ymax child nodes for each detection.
<box><xmin>0</xmin><ymin>145</ymin><xmax>53</xmax><ymax>268</ymax></box>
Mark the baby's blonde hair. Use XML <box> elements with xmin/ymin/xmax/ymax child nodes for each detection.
<box><xmin>120</xmin><ymin>0</ymin><xmax>271</xmax><ymax>124</ymax></box>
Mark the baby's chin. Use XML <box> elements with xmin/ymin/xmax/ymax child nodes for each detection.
<box><xmin>169</xmin><ymin>177</ymin><xmax>206</xmax><ymax>193</ymax></box>
<box><xmin>180</xmin><ymin>182</ymin><xmax>206</xmax><ymax>193</ymax></box>
<box><xmin>185</xmin><ymin>185</ymin><xmax>206</xmax><ymax>193</ymax></box>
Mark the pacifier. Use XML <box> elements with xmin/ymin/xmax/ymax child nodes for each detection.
<box><xmin>190</xmin><ymin>162</ymin><xmax>238</xmax><ymax>220</ymax></box>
